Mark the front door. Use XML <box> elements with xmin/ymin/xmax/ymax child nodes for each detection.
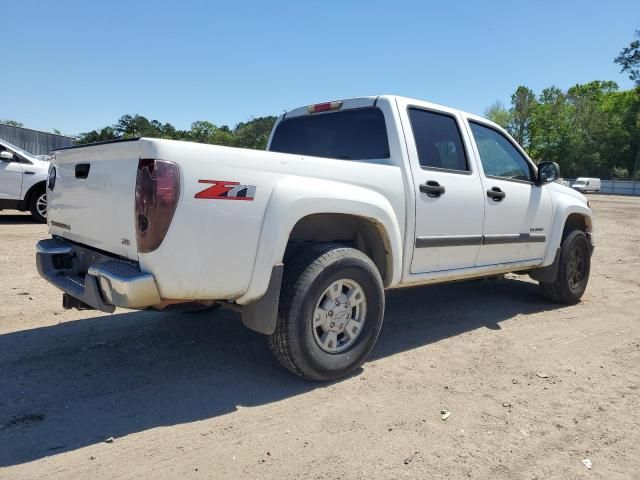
<box><xmin>404</xmin><ymin>106</ymin><xmax>485</xmax><ymax>273</ymax></box>
<box><xmin>0</xmin><ymin>149</ymin><xmax>23</xmax><ymax>200</ymax></box>
<box><xmin>467</xmin><ymin>121</ymin><xmax>552</xmax><ymax>266</ymax></box>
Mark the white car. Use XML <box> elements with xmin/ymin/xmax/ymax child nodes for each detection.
<box><xmin>572</xmin><ymin>177</ymin><xmax>601</xmax><ymax>193</ymax></box>
<box><xmin>0</xmin><ymin>139</ymin><xmax>50</xmax><ymax>222</ymax></box>
<box><xmin>37</xmin><ymin>95</ymin><xmax>594</xmax><ymax>380</ymax></box>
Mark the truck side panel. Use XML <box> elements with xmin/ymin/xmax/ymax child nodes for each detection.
<box><xmin>137</xmin><ymin>139</ymin><xmax>406</xmax><ymax>301</ymax></box>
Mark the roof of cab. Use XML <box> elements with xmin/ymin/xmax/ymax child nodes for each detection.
<box><xmin>282</xmin><ymin>94</ymin><xmax>501</xmax><ymax>130</ymax></box>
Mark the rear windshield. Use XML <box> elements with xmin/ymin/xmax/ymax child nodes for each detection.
<box><xmin>269</xmin><ymin>108</ymin><xmax>390</xmax><ymax>160</ymax></box>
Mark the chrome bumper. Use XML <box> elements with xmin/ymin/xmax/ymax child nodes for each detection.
<box><xmin>36</xmin><ymin>237</ymin><xmax>161</xmax><ymax>312</ymax></box>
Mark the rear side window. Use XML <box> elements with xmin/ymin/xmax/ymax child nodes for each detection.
<box><xmin>269</xmin><ymin>108</ymin><xmax>390</xmax><ymax>160</ymax></box>
<box><xmin>408</xmin><ymin>108</ymin><xmax>469</xmax><ymax>172</ymax></box>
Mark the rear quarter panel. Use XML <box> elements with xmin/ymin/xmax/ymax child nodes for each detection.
<box><xmin>137</xmin><ymin>139</ymin><xmax>405</xmax><ymax>301</ymax></box>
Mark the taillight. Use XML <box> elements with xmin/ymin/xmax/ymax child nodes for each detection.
<box><xmin>135</xmin><ymin>159</ymin><xmax>180</xmax><ymax>253</ymax></box>
<box><xmin>307</xmin><ymin>101</ymin><xmax>343</xmax><ymax>114</ymax></box>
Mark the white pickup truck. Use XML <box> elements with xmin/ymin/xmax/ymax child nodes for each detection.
<box><xmin>37</xmin><ymin>96</ymin><xmax>594</xmax><ymax>380</ymax></box>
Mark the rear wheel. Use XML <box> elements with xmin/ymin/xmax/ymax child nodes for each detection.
<box><xmin>29</xmin><ymin>188</ymin><xmax>47</xmax><ymax>223</ymax></box>
<box><xmin>540</xmin><ymin>230</ymin><xmax>591</xmax><ymax>304</ymax></box>
<box><xmin>268</xmin><ymin>243</ymin><xmax>385</xmax><ymax>381</ymax></box>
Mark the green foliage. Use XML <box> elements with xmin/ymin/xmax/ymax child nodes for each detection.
<box><xmin>1</xmin><ymin>119</ymin><xmax>24</xmax><ymax>127</ymax></box>
<box><xmin>612</xmin><ymin>166</ymin><xmax>630</xmax><ymax>180</ymax></box>
<box><xmin>615</xmin><ymin>30</ymin><xmax>640</xmax><ymax>86</ymax></box>
<box><xmin>508</xmin><ymin>86</ymin><xmax>537</xmax><ymax>149</ymax></box>
<box><xmin>487</xmin><ymin>81</ymin><xmax>640</xmax><ymax>179</ymax></box>
<box><xmin>485</xmin><ymin>101</ymin><xmax>510</xmax><ymax>129</ymax></box>
<box><xmin>76</xmin><ymin>114</ymin><xmax>277</xmax><ymax>151</ymax></box>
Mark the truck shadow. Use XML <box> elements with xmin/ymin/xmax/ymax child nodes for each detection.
<box><xmin>0</xmin><ymin>276</ymin><xmax>558</xmax><ymax>466</ymax></box>
<box><xmin>0</xmin><ymin>214</ymin><xmax>39</xmax><ymax>225</ymax></box>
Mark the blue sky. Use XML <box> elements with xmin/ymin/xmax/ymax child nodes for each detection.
<box><xmin>2</xmin><ymin>0</ymin><xmax>638</xmax><ymax>136</ymax></box>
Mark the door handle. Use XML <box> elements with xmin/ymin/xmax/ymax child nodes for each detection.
<box><xmin>420</xmin><ymin>180</ymin><xmax>445</xmax><ymax>198</ymax></box>
<box><xmin>487</xmin><ymin>187</ymin><xmax>505</xmax><ymax>201</ymax></box>
<box><xmin>23</xmin><ymin>171</ymin><xmax>35</xmax><ymax>175</ymax></box>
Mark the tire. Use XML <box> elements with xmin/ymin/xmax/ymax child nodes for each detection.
<box><xmin>539</xmin><ymin>230</ymin><xmax>591</xmax><ymax>305</ymax></box>
<box><xmin>28</xmin><ymin>188</ymin><xmax>47</xmax><ymax>223</ymax></box>
<box><xmin>268</xmin><ymin>243</ymin><xmax>385</xmax><ymax>381</ymax></box>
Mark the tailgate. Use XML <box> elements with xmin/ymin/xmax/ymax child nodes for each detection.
<box><xmin>48</xmin><ymin>139</ymin><xmax>140</xmax><ymax>260</ymax></box>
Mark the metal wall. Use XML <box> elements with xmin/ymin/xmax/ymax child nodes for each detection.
<box><xmin>601</xmin><ymin>180</ymin><xmax>640</xmax><ymax>196</ymax></box>
<box><xmin>565</xmin><ymin>179</ymin><xmax>640</xmax><ymax>196</ymax></box>
<box><xmin>0</xmin><ymin>123</ymin><xmax>73</xmax><ymax>155</ymax></box>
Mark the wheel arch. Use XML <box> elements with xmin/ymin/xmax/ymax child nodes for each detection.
<box><xmin>562</xmin><ymin>212</ymin><xmax>592</xmax><ymax>239</ymax></box>
<box><xmin>540</xmin><ymin>204</ymin><xmax>593</xmax><ymax>268</ymax></box>
<box><xmin>20</xmin><ymin>181</ymin><xmax>46</xmax><ymax>210</ymax></box>
<box><xmin>235</xmin><ymin>177</ymin><xmax>403</xmax><ymax>305</ymax></box>
<box><xmin>285</xmin><ymin>213</ymin><xmax>392</xmax><ymax>284</ymax></box>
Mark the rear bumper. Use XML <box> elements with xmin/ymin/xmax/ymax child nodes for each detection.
<box><xmin>36</xmin><ymin>237</ymin><xmax>161</xmax><ymax>312</ymax></box>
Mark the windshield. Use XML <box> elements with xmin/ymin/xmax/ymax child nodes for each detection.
<box><xmin>269</xmin><ymin>108</ymin><xmax>390</xmax><ymax>160</ymax></box>
<box><xmin>0</xmin><ymin>139</ymin><xmax>36</xmax><ymax>160</ymax></box>
<box><xmin>574</xmin><ymin>180</ymin><xmax>587</xmax><ymax>185</ymax></box>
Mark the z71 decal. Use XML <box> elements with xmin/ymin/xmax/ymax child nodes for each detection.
<box><xmin>194</xmin><ymin>180</ymin><xmax>256</xmax><ymax>201</ymax></box>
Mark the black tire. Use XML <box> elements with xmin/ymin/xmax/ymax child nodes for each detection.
<box><xmin>268</xmin><ymin>243</ymin><xmax>385</xmax><ymax>381</ymax></box>
<box><xmin>540</xmin><ymin>230</ymin><xmax>591</xmax><ymax>305</ymax></box>
<box><xmin>28</xmin><ymin>187</ymin><xmax>47</xmax><ymax>223</ymax></box>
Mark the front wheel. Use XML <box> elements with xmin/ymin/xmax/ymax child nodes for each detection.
<box><xmin>29</xmin><ymin>189</ymin><xmax>47</xmax><ymax>223</ymax></box>
<box><xmin>268</xmin><ymin>244</ymin><xmax>385</xmax><ymax>381</ymax></box>
<box><xmin>539</xmin><ymin>230</ymin><xmax>591</xmax><ymax>304</ymax></box>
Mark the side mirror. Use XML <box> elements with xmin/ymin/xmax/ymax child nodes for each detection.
<box><xmin>0</xmin><ymin>151</ymin><xmax>14</xmax><ymax>162</ymax></box>
<box><xmin>536</xmin><ymin>161</ymin><xmax>560</xmax><ymax>185</ymax></box>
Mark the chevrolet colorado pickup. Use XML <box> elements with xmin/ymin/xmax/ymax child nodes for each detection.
<box><xmin>37</xmin><ymin>95</ymin><xmax>594</xmax><ymax>380</ymax></box>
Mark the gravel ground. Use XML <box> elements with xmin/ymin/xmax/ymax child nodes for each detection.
<box><xmin>0</xmin><ymin>194</ymin><xmax>638</xmax><ymax>479</ymax></box>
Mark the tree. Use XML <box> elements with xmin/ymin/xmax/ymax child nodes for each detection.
<box><xmin>530</xmin><ymin>86</ymin><xmax>571</xmax><ymax>166</ymax></box>
<box><xmin>1</xmin><ymin>119</ymin><xmax>23</xmax><ymax>127</ymax></box>
<box><xmin>233</xmin><ymin>116</ymin><xmax>277</xmax><ymax>150</ymax></box>
<box><xmin>75</xmin><ymin>126</ymin><xmax>119</xmax><ymax>144</ymax></box>
<box><xmin>611</xmin><ymin>166</ymin><xmax>629</xmax><ymax>180</ymax></box>
<box><xmin>189</xmin><ymin>120</ymin><xmax>217</xmax><ymax>143</ymax></box>
<box><xmin>485</xmin><ymin>101</ymin><xmax>510</xmax><ymax>129</ymax></box>
<box><xmin>508</xmin><ymin>86</ymin><xmax>537</xmax><ymax>149</ymax></box>
<box><xmin>489</xmin><ymin>82</ymin><xmax>639</xmax><ymax>178</ymax></box>
<box><xmin>74</xmin><ymin>114</ymin><xmax>277</xmax><ymax>151</ymax></box>
<box><xmin>615</xmin><ymin>30</ymin><xmax>640</xmax><ymax>86</ymax></box>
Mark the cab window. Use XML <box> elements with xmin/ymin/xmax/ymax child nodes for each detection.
<box><xmin>408</xmin><ymin>108</ymin><xmax>469</xmax><ymax>172</ymax></box>
<box><xmin>269</xmin><ymin>108</ymin><xmax>390</xmax><ymax>160</ymax></box>
<box><xmin>469</xmin><ymin>122</ymin><xmax>533</xmax><ymax>182</ymax></box>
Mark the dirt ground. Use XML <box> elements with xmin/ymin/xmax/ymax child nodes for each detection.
<box><xmin>0</xmin><ymin>195</ymin><xmax>638</xmax><ymax>480</ymax></box>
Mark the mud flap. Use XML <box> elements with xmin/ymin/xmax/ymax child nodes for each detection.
<box><xmin>241</xmin><ymin>264</ymin><xmax>284</xmax><ymax>335</ymax></box>
<box><xmin>529</xmin><ymin>248</ymin><xmax>561</xmax><ymax>283</ymax></box>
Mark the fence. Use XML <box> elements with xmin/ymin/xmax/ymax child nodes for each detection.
<box><xmin>0</xmin><ymin>123</ymin><xmax>73</xmax><ymax>156</ymax></box>
<box><xmin>600</xmin><ymin>180</ymin><xmax>640</xmax><ymax>196</ymax></box>
<box><xmin>564</xmin><ymin>179</ymin><xmax>640</xmax><ymax>196</ymax></box>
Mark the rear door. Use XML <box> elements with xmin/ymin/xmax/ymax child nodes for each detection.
<box><xmin>400</xmin><ymin>103</ymin><xmax>485</xmax><ymax>273</ymax></box>
<box><xmin>467</xmin><ymin>120</ymin><xmax>552</xmax><ymax>266</ymax></box>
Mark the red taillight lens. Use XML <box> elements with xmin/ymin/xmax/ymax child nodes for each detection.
<box><xmin>307</xmin><ymin>101</ymin><xmax>343</xmax><ymax>114</ymax></box>
<box><xmin>135</xmin><ymin>159</ymin><xmax>180</xmax><ymax>253</ymax></box>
